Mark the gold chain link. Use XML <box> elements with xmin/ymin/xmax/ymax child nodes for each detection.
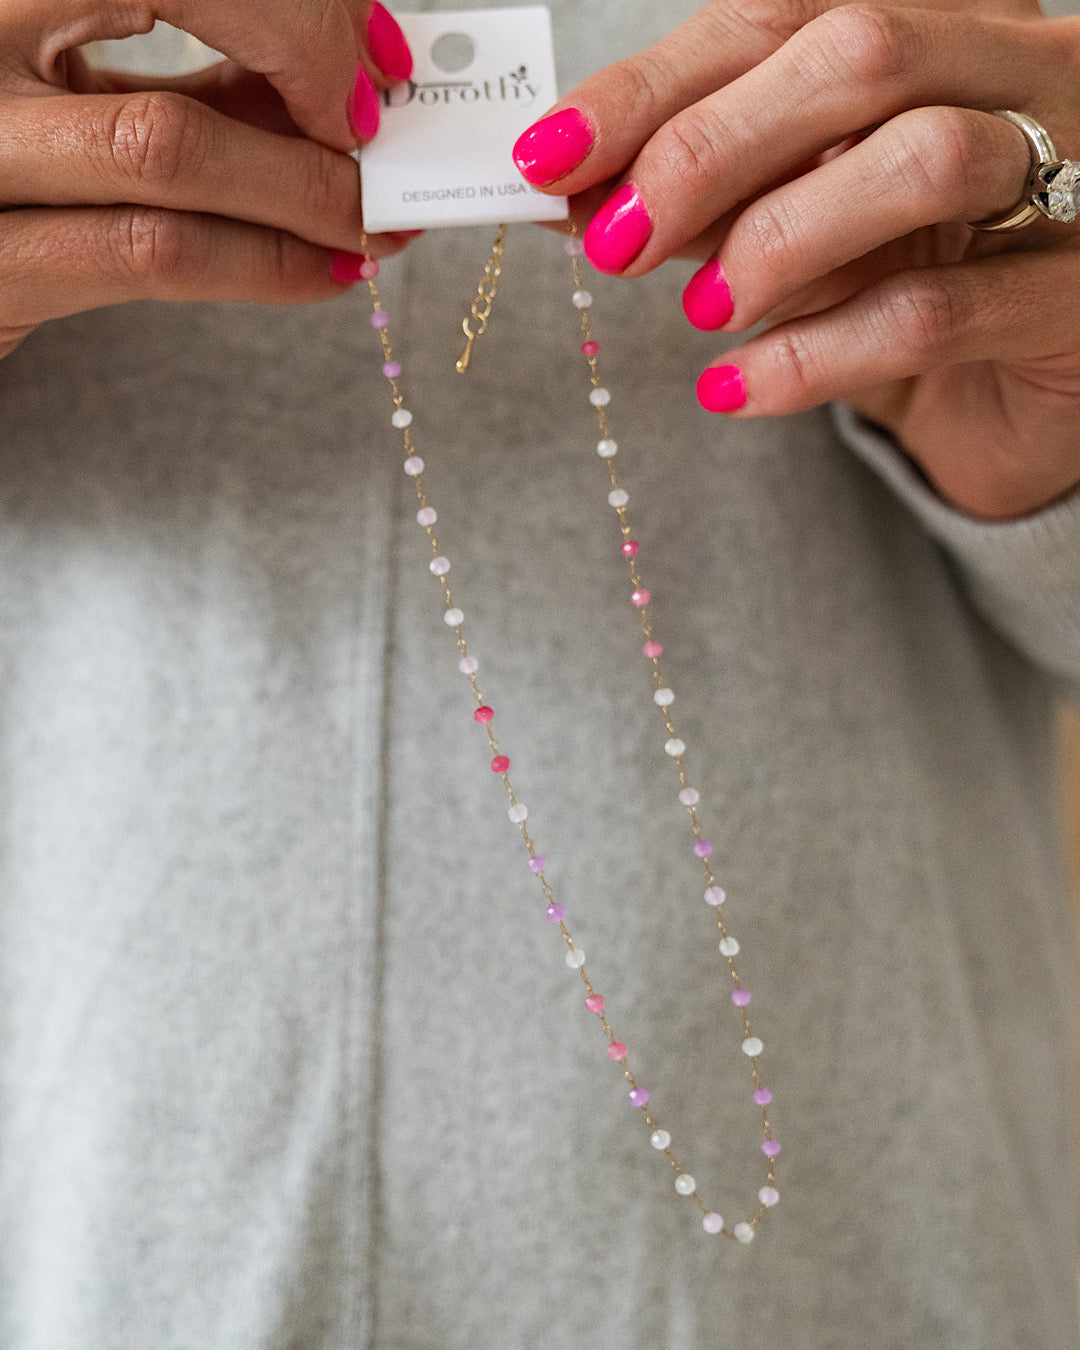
<box><xmin>456</xmin><ymin>223</ymin><xmax>508</xmax><ymax>373</ymax></box>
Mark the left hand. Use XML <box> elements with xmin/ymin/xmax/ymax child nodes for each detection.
<box><xmin>514</xmin><ymin>0</ymin><xmax>1080</xmax><ymax>520</ymax></box>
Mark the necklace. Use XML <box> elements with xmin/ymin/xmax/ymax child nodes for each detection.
<box><xmin>357</xmin><ymin>227</ymin><xmax>780</xmax><ymax>1243</ymax></box>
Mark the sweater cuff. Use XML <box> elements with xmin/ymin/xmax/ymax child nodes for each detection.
<box><xmin>831</xmin><ymin>402</ymin><xmax>1080</xmax><ymax>690</ymax></box>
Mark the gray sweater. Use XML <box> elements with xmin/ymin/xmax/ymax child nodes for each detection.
<box><xmin>2</xmin><ymin>5</ymin><xmax>1080</xmax><ymax>1347</ymax></box>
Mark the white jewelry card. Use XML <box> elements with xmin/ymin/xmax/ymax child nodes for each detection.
<box><xmin>358</xmin><ymin>6</ymin><xmax>569</xmax><ymax>232</ymax></box>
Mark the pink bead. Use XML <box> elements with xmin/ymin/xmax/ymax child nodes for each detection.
<box><xmin>607</xmin><ymin>1041</ymin><xmax>628</xmax><ymax>1061</ymax></box>
<box><xmin>528</xmin><ymin>856</ymin><xmax>546</xmax><ymax>873</ymax></box>
<box><xmin>582</xmin><ymin>340</ymin><xmax>599</xmax><ymax>356</ymax></box>
<box><xmin>360</xmin><ymin>260</ymin><xmax>380</xmax><ymax>280</ymax></box>
<box><xmin>546</xmin><ymin>902</ymin><xmax>566</xmax><ymax>923</ymax></box>
<box><xmin>753</xmin><ymin>1087</ymin><xmax>772</xmax><ymax>1106</ymax></box>
<box><xmin>474</xmin><ymin>706</ymin><xmax>494</xmax><ymax>724</ymax></box>
<box><xmin>585</xmin><ymin>994</ymin><xmax>605</xmax><ymax>1013</ymax></box>
<box><xmin>643</xmin><ymin>641</ymin><xmax>662</xmax><ymax>658</ymax></box>
<box><xmin>382</xmin><ymin>361</ymin><xmax>401</xmax><ymax>378</ymax></box>
<box><xmin>631</xmin><ymin>589</ymin><xmax>650</xmax><ymax>607</ymax></box>
<box><xmin>762</xmin><ymin>1139</ymin><xmax>781</xmax><ymax>1157</ymax></box>
<box><xmin>621</xmin><ymin>540</ymin><xmax>639</xmax><ymax>556</ymax></box>
<box><xmin>370</xmin><ymin>311</ymin><xmax>389</xmax><ymax>329</ymax></box>
<box><xmin>628</xmin><ymin>1088</ymin><xmax>649</xmax><ymax>1107</ymax></box>
<box><xmin>693</xmin><ymin>840</ymin><xmax>713</xmax><ymax>858</ymax></box>
<box><xmin>491</xmin><ymin>755</ymin><xmax>510</xmax><ymax>773</ymax></box>
<box><xmin>732</xmin><ymin>988</ymin><xmax>752</xmax><ymax>1007</ymax></box>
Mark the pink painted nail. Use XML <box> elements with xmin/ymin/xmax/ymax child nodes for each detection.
<box><xmin>697</xmin><ymin>365</ymin><xmax>747</xmax><ymax>413</ymax></box>
<box><xmin>583</xmin><ymin>183</ymin><xmax>652</xmax><ymax>273</ymax></box>
<box><xmin>331</xmin><ymin>250</ymin><xmax>367</xmax><ymax>284</ymax></box>
<box><xmin>367</xmin><ymin>2</ymin><xmax>413</xmax><ymax>82</ymax></box>
<box><xmin>683</xmin><ymin>259</ymin><xmax>733</xmax><ymax>331</ymax></box>
<box><xmin>512</xmin><ymin>108</ymin><xmax>593</xmax><ymax>186</ymax></box>
<box><xmin>349</xmin><ymin>66</ymin><xmax>380</xmax><ymax>142</ymax></box>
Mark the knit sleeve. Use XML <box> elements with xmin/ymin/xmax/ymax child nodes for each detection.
<box><xmin>831</xmin><ymin>402</ymin><xmax>1080</xmax><ymax>699</ymax></box>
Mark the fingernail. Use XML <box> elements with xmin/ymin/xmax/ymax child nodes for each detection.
<box><xmin>349</xmin><ymin>66</ymin><xmax>380</xmax><ymax>142</ymax></box>
<box><xmin>682</xmin><ymin>259</ymin><xmax>734</xmax><ymax>331</ymax></box>
<box><xmin>331</xmin><ymin>250</ymin><xmax>368</xmax><ymax>284</ymax></box>
<box><xmin>512</xmin><ymin>108</ymin><xmax>593</xmax><ymax>185</ymax></box>
<box><xmin>367</xmin><ymin>2</ymin><xmax>413</xmax><ymax>82</ymax></box>
<box><xmin>583</xmin><ymin>183</ymin><xmax>652</xmax><ymax>273</ymax></box>
<box><xmin>696</xmin><ymin>364</ymin><xmax>747</xmax><ymax>413</ymax></box>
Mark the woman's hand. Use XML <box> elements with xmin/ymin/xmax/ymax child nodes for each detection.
<box><xmin>515</xmin><ymin>0</ymin><xmax>1080</xmax><ymax>520</ymax></box>
<box><xmin>0</xmin><ymin>0</ymin><xmax>416</xmax><ymax>361</ymax></box>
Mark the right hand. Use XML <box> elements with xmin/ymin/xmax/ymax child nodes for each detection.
<box><xmin>0</xmin><ymin>0</ymin><xmax>417</xmax><ymax>360</ymax></box>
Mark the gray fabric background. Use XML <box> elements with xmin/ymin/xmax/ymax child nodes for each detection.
<box><xmin>2</xmin><ymin>3</ymin><xmax>1080</xmax><ymax>1347</ymax></box>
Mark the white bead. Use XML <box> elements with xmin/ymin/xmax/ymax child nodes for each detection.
<box><xmin>679</xmin><ymin>788</ymin><xmax>700</xmax><ymax>806</ymax></box>
<box><xmin>734</xmin><ymin>1222</ymin><xmax>755</xmax><ymax>1244</ymax></box>
<box><xmin>596</xmin><ymin>439</ymin><xmax>618</xmax><ymax>458</ymax></box>
<box><xmin>702</xmin><ymin>1212</ymin><xmax>724</xmax><ymax>1235</ymax></box>
<box><xmin>507</xmin><ymin>803</ymin><xmax>528</xmax><ymax>824</ymax></box>
<box><xmin>589</xmin><ymin>388</ymin><xmax>611</xmax><ymax>407</ymax></box>
<box><xmin>458</xmin><ymin>656</ymin><xmax>478</xmax><ymax>675</ymax></box>
<box><xmin>607</xmin><ymin>489</ymin><xmax>629</xmax><ymax>509</ymax></box>
<box><xmin>572</xmin><ymin>290</ymin><xmax>593</xmax><ymax>308</ymax></box>
<box><xmin>391</xmin><ymin>409</ymin><xmax>413</xmax><ymax>428</ymax></box>
<box><xmin>429</xmin><ymin>556</ymin><xmax>450</xmax><ymax>576</ymax></box>
<box><xmin>650</xmin><ymin>1130</ymin><xmax>671</xmax><ymax>1150</ymax></box>
<box><xmin>566</xmin><ymin>948</ymin><xmax>585</xmax><ymax>968</ymax></box>
<box><xmin>759</xmin><ymin>1186</ymin><xmax>780</xmax><ymax>1207</ymax></box>
<box><xmin>741</xmin><ymin>1036</ymin><xmax>764</xmax><ymax>1058</ymax></box>
<box><xmin>664</xmin><ymin>738</ymin><xmax>686</xmax><ymax>757</ymax></box>
<box><xmin>416</xmin><ymin>507</ymin><xmax>437</xmax><ymax>526</ymax></box>
<box><xmin>705</xmin><ymin>886</ymin><xmax>726</xmax><ymax>906</ymax></box>
<box><xmin>443</xmin><ymin>608</ymin><xmax>464</xmax><ymax>627</ymax></box>
<box><xmin>719</xmin><ymin>936</ymin><xmax>739</xmax><ymax>956</ymax></box>
<box><xmin>653</xmin><ymin>688</ymin><xmax>674</xmax><ymax>707</ymax></box>
<box><xmin>403</xmin><ymin>456</ymin><xmax>424</xmax><ymax>476</ymax></box>
<box><xmin>674</xmin><ymin>1173</ymin><xmax>696</xmax><ymax>1196</ymax></box>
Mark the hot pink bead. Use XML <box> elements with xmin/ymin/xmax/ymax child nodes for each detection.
<box><xmin>370</xmin><ymin>311</ymin><xmax>389</xmax><ymax>329</ymax></box>
<box><xmin>360</xmin><ymin>260</ymin><xmax>380</xmax><ymax>280</ymax></box>
<box><xmin>693</xmin><ymin>840</ymin><xmax>713</xmax><ymax>858</ymax></box>
<box><xmin>491</xmin><ymin>755</ymin><xmax>510</xmax><ymax>773</ymax></box>
<box><xmin>762</xmin><ymin>1139</ymin><xmax>781</xmax><ymax>1157</ymax></box>
<box><xmin>753</xmin><ymin>1087</ymin><xmax>773</xmax><ymax>1106</ymax></box>
<box><xmin>585</xmin><ymin>994</ymin><xmax>605</xmax><ymax>1013</ymax></box>
<box><xmin>643</xmin><ymin>641</ymin><xmax>662</xmax><ymax>658</ymax></box>
<box><xmin>628</xmin><ymin>1088</ymin><xmax>649</xmax><ymax>1107</ymax></box>
<box><xmin>382</xmin><ymin>361</ymin><xmax>401</xmax><ymax>378</ymax></box>
<box><xmin>621</xmin><ymin>540</ymin><xmax>639</xmax><ymax>556</ymax></box>
<box><xmin>546</xmin><ymin>902</ymin><xmax>566</xmax><ymax>922</ymax></box>
<box><xmin>474</xmin><ymin>706</ymin><xmax>494</xmax><ymax>724</ymax></box>
<box><xmin>528</xmin><ymin>856</ymin><xmax>546</xmax><ymax>873</ymax></box>
<box><xmin>582</xmin><ymin>340</ymin><xmax>599</xmax><ymax>356</ymax></box>
<box><xmin>631</xmin><ymin>589</ymin><xmax>650</xmax><ymax>607</ymax></box>
<box><xmin>732</xmin><ymin>988</ymin><xmax>752</xmax><ymax>1007</ymax></box>
<box><xmin>607</xmin><ymin>1041</ymin><xmax>628</xmax><ymax>1061</ymax></box>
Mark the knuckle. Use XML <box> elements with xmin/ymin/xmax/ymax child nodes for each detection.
<box><xmin>103</xmin><ymin>92</ymin><xmax>205</xmax><ymax>190</ymax></box>
<box><xmin>771</xmin><ymin>325</ymin><xmax>826</xmax><ymax>404</ymax></box>
<box><xmin>604</xmin><ymin>51</ymin><xmax>679</xmax><ymax>126</ymax></box>
<box><xmin>890</xmin><ymin>108</ymin><xmax>987</xmax><ymax>207</ymax></box>
<box><xmin>807</xmin><ymin>5</ymin><xmax>921</xmax><ymax>88</ymax></box>
<box><xmin>302</xmin><ymin>145</ymin><xmax>356</xmax><ymax>232</ymax></box>
<box><xmin>883</xmin><ymin>278</ymin><xmax>971</xmax><ymax>356</ymax></box>
<box><xmin>107</xmin><ymin>206</ymin><xmax>189</xmax><ymax>282</ymax></box>
<box><xmin>734</xmin><ymin>197</ymin><xmax>803</xmax><ymax>280</ymax></box>
<box><xmin>652</xmin><ymin>111</ymin><xmax>724</xmax><ymax>196</ymax></box>
<box><xmin>736</xmin><ymin>0</ymin><xmax>822</xmax><ymax>45</ymax></box>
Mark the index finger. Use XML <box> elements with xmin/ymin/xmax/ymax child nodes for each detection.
<box><xmin>13</xmin><ymin>0</ymin><xmax>367</xmax><ymax>151</ymax></box>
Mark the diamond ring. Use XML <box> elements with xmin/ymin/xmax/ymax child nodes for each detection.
<box><xmin>969</xmin><ymin>110</ymin><xmax>1080</xmax><ymax>232</ymax></box>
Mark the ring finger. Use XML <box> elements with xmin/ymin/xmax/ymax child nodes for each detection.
<box><xmin>697</xmin><ymin>104</ymin><xmax>1038</xmax><ymax>333</ymax></box>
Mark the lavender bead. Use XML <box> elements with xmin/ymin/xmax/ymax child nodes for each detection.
<box><xmin>732</xmin><ymin>988</ymin><xmax>752</xmax><ymax>1007</ymax></box>
<box><xmin>382</xmin><ymin>361</ymin><xmax>402</xmax><ymax>378</ymax></box>
<box><xmin>546</xmin><ymin>902</ymin><xmax>566</xmax><ymax>923</ymax></box>
<box><xmin>693</xmin><ymin>840</ymin><xmax>713</xmax><ymax>858</ymax></box>
<box><xmin>762</xmin><ymin>1139</ymin><xmax>781</xmax><ymax>1157</ymax></box>
<box><xmin>528</xmin><ymin>856</ymin><xmax>546</xmax><ymax>874</ymax></box>
<box><xmin>628</xmin><ymin>1087</ymin><xmax>649</xmax><ymax>1107</ymax></box>
<box><xmin>753</xmin><ymin>1087</ymin><xmax>773</xmax><ymax>1106</ymax></box>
